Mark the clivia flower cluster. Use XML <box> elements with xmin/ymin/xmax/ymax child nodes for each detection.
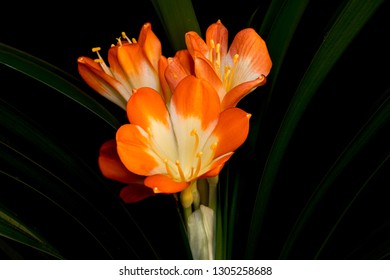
<box><xmin>77</xmin><ymin>20</ymin><xmax>272</xmax><ymax>259</ymax></box>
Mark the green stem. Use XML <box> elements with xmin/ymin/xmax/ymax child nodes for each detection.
<box><xmin>207</xmin><ymin>176</ymin><xmax>219</xmax><ymax>212</ymax></box>
<box><xmin>207</xmin><ymin>176</ymin><xmax>219</xmax><ymax>259</ymax></box>
<box><xmin>182</xmin><ymin>206</ymin><xmax>192</xmax><ymax>227</ymax></box>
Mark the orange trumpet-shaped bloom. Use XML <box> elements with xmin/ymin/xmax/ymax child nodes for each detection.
<box><xmin>77</xmin><ymin>23</ymin><xmax>171</xmax><ymax>109</ymax></box>
<box><xmin>185</xmin><ymin>20</ymin><xmax>272</xmax><ymax>110</ymax></box>
<box><xmin>116</xmin><ymin>75</ymin><xmax>251</xmax><ymax>194</ymax></box>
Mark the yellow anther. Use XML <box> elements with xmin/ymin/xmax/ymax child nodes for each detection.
<box><xmin>209</xmin><ymin>39</ymin><xmax>215</xmax><ymax>64</ymax></box>
<box><xmin>190</xmin><ymin>128</ymin><xmax>199</xmax><ymax>138</ymax></box>
<box><xmin>210</xmin><ymin>39</ymin><xmax>215</xmax><ymax>49</ymax></box>
<box><xmin>116</xmin><ymin>37</ymin><xmax>123</xmax><ymax>46</ymax></box>
<box><xmin>121</xmin><ymin>32</ymin><xmax>133</xmax><ymax>44</ymax></box>
<box><xmin>233</xmin><ymin>53</ymin><xmax>239</xmax><ymax>64</ymax></box>
<box><xmin>215</xmin><ymin>43</ymin><xmax>221</xmax><ymax>70</ymax></box>
<box><xmin>91</xmin><ymin>48</ymin><xmax>113</xmax><ymax>76</ymax></box>
<box><xmin>131</xmin><ymin>38</ymin><xmax>137</xmax><ymax>43</ymax></box>
<box><xmin>208</xmin><ymin>40</ymin><xmax>221</xmax><ymax>78</ymax></box>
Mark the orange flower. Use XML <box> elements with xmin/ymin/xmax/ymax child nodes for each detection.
<box><xmin>77</xmin><ymin>23</ymin><xmax>171</xmax><ymax>109</ymax></box>
<box><xmin>185</xmin><ymin>20</ymin><xmax>272</xmax><ymax>110</ymax></box>
<box><xmin>116</xmin><ymin>75</ymin><xmax>251</xmax><ymax>194</ymax></box>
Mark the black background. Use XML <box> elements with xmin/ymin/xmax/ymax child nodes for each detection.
<box><xmin>1</xmin><ymin>0</ymin><xmax>390</xmax><ymax>259</ymax></box>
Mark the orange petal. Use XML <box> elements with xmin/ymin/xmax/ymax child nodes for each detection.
<box><xmin>116</xmin><ymin>124</ymin><xmax>159</xmax><ymax>176</ymax></box>
<box><xmin>174</xmin><ymin>50</ymin><xmax>195</xmax><ymax>75</ymax></box>
<box><xmin>164</xmin><ymin>50</ymin><xmax>194</xmax><ymax>92</ymax></box>
<box><xmin>127</xmin><ymin>87</ymin><xmax>170</xmax><ymax>129</ymax></box>
<box><xmin>192</xmin><ymin>54</ymin><xmax>224</xmax><ymax>101</ymax></box>
<box><xmin>117</xmin><ymin>43</ymin><xmax>160</xmax><ymax>91</ymax></box>
<box><xmin>119</xmin><ymin>184</ymin><xmax>155</xmax><ymax>203</ymax></box>
<box><xmin>158</xmin><ymin>56</ymin><xmax>172</xmax><ymax>103</ymax></box>
<box><xmin>229</xmin><ymin>28</ymin><xmax>272</xmax><ymax>77</ymax></box>
<box><xmin>98</xmin><ymin>139</ymin><xmax>145</xmax><ymax>184</ymax></box>
<box><xmin>201</xmin><ymin>152</ymin><xmax>233</xmax><ymax>178</ymax></box>
<box><xmin>205</xmin><ymin>20</ymin><xmax>229</xmax><ymax>56</ymax></box>
<box><xmin>221</xmin><ymin>76</ymin><xmax>267</xmax><ymax>110</ymax></box>
<box><xmin>77</xmin><ymin>57</ymin><xmax>128</xmax><ymax>108</ymax></box>
<box><xmin>170</xmin><ymin>76</ymin><xmax>220</xmax><ymax>130</ymax></box>
<box><xmin>185</xmin><ymin>31</ymin><xmax>209</xmax><ymax>57</ymax></box>
<box><xmin>137</xmin><ymin>22</ymin><xmax>162</xmax><ymax>70</ymax></box>
<box><xmin>144</xmin><ymin>174</ymin><xmax>190</xmax><ymax>193</ymax></box>
<box><xmin>164</xmin><ymin>54</ymin><xmax>190</xmax><ymax>92</ymax></box>
<box><xmin>212</xmin><ymin>108</ymin><xmax>251</xmax><ymax>157</ymax></box>
<box><xmin>107</xmin><ymin>44</ymin><xmax>133</xmax><ymax>90</ymax></box>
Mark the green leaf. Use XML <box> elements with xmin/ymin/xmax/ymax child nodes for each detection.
<box><xmin>260</xmin><ymin>0</ymin><xmax>310</xmax><ymax>87</ymax></box>
<box><xmin>0</xmin><ymin>205</ymin><xmax>63</xmax><ymax>259</ymax></box>
<box><xmin>245</xmin><ymin>0</ymin><xmax>385</xmax><ymax>259</ymax></box>
<box><xmin>247</xmin><ymin>0</ymin><xmax>310</xmax><ymax>175</ymax></box>
<box><xmin>0</xmin><ymin>101</ymin><xmax>159</xmax><ymax>259</ymax></box>
<box><xmin>314</xmin><ymin>153</ymin><xmax>390</xmax><ymax>259</ymax></box>
<box><xmin>280</xmin><ymin>92</ymin><xmax>390</xmax><ymax>258</ymax></box>
<box><xmin>150</xmin><ymin>0</ymin><xmax>201</xmax><ymax>51</ymax></box>
<box><xmin>0</xmin><ymin>42</ymin><xmax>121</xmax><ymax>130</ymax></box>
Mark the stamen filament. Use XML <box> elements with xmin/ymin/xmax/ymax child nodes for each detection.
<box><xmin>194</xmin><ymin>152</ymin><xmax>203</xmax><ymax>178</ymax></box>
<box><xmin>92</xmin><ymin>47</ymin><xmax>113</xmax><ymax>76</ymax></box>
<box><xmin>191</xmin><ymin>129</ymin><xmax>199</xmax><ymax>157</ymax></box>
<box><xmin>227</xmin><ymin>54</ymin><xmax>239</xmax><ymax>89</ymax></box>
<box><xmin>121</xmin><ymin>32</ymin><xmax>132</xmax><ymax>44</ymax></box>
<box><xmin>176</xmin><ymin>160</ymin><xmax>186</xmax><ymax>181</ymax></box>
<box><xmin>210</xmin><ymin>142</ymin><xmax>218</xmax><ymax>160</ymax></box>
<box><xmin>164</xmin><ymin>159</ymin><xmax>175</xmax><ymax>178</ymax></box>
<box><xmin>116</xmin><ymin>37</ymin><xmax>123</xmax><ymax>47</ymax></box>
<box><xmin>223</xmin><ymin>66</ymin><xmax>231</xmax><ymax>89</ymax></box>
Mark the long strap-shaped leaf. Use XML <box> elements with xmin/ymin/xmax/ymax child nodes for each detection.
<box><xmin>150</xmin><ymin>0</ymin><xmax>201</xmax><ymax>51</ymax></box>
<box><xmin>1</xmin><ymin>102</ymin><xmax>159</xmax><ymax>259</ymax></box>
<box><xmin>314</xmin><ymin>152</ymin><xmax>390</xmax><ymax>259</ymax></box>
<box><xmin>0</xmin><ymin>205</ymin><xmax>63</xmax><ymax>259</ymax></box>
<box><xmin>247</xmin><ymin>0</ymin><xmax>310</xmax><ymax>172</ymax></box>
<box><xmin>0</xmin><ymin>42</ymin><xmax>121</xmax><ymax>130</ymax></box>
<box><xmin>245</xmin><ymin>0</ymin><xmax>384</xmax><ymax>259</ymax></box>
<box><xmin>279</xmin><ymin>90</ymin><xmax>390</xmax><ymax>258</ymax></box>
<box><xmin>261</xmin><ymin>0</ymin><xmax>310</xmax><ymax>90</ymax></box>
